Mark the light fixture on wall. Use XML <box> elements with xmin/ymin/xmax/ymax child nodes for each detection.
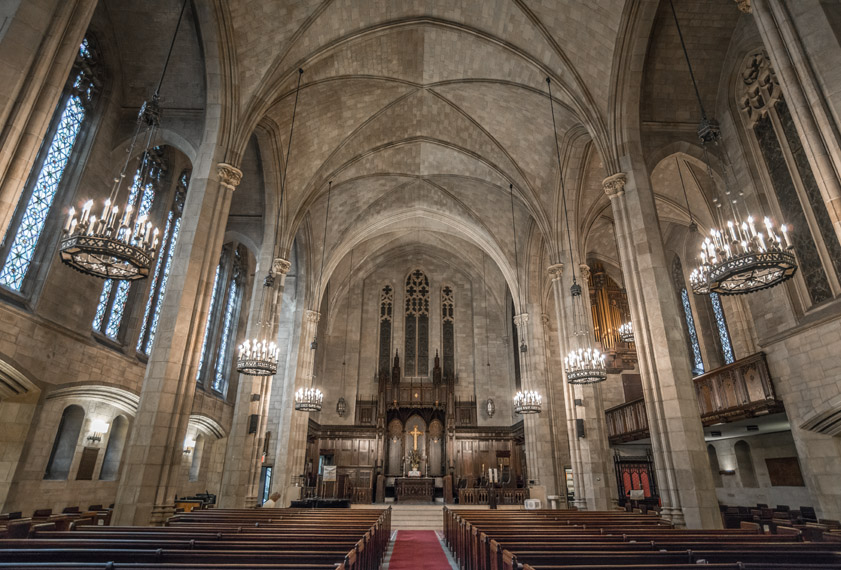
<box><xmin>59</xmin><ymin>0</ymin><xmax>190</xmax><ymax>279</ymax></box>
<box><xmin>666</xmin><ymin>0</ymin><xmax>797</xmax><ymax>296</ymax></box>
<box><xmin>295</xmin><ymin>180</ymin><xmax>333</xmax><ymax>413</ymax></box>
<box><xmin>486</xmin><ymin>398</ymin><xmax>496</xmax><ymax>418</ymax></box>
<box><xmin>237</xmin><ymin>69</ymin><xmax>304</xmax><ymax>376</ymax></box>
<box><xmin>546</xmin><ymin>77</ymin><xmax>607</xmax><ymax>385</ymax></box>
<box><xmin>86</xmin><ymin>418</ymin><xmax>110</xmax><ymax>444</ymax></box>
<box><xmin>508</xmin><ymin>183</ymin><xmax>542</xmax><ymax>414</ymax></box>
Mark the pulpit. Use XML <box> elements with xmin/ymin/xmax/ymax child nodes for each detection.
<box><xmin>395</xmin><ymin>477</ymin><xmax>434</xmax><ymax>503</ymax></box>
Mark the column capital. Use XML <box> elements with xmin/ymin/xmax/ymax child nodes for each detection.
<box><xmin>547</xmin><ymin>263</ymin><xmax>564</xmax><ymax>280</ymax></box>
<box><xmin>579</xmin><ymin>263</ymin><xmax>591</xmax><ymax>282</ymax></box>
<box><xmin>602</xmin><ymin>172</ymin><xmax>627</xmax><ymax>199</ymax></box>
<box><xmin>541</xmin><ymin>313</ymin><xmax>550</xmax><ymax>327</ymax></box>
<box><xmin>217</xmin><ymin>163</ymin><xmax>243</xmax><ymax>190</ymax></box>
<box><xmin>305</xmin><ymin>310</ymin><xmax>321</xmax><ymax>323</ymax></box>
<box><xmin>272</xmin><ymin>258</ymin><xmax>292</xmax><ymax>275</ymax></box>
<box><xmin>513</xmin><ymin>313</ymin><xmax>529</xmax><ymax>328</ymax></box>
<box><xmin>734</xmin><ymin>0</ymin><xmax>751</xmax><ymax>13</ymax></box>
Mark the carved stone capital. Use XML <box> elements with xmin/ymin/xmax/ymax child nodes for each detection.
<box><xmin>217</xmin><ymin>163</ymin><xmax>243</xmax><ymax>190</ymax></box>
<box><xmin>513</xmin><ymin>313</ymin><xmax>529</xmax><ymax>328</ymax></box>
<box><xmin>734</xmin><ymin>0</ymin><xmax>751</xmax><ymax>14</ymax></box>
<box><xmin>547</xmin><ymin>263</ymin><xmax>564</xmax><ymax>280</ymax></box>
<box><xmin>579</xmin><ymin>264</ymin><xmax>591</xmax><ymax>282</ymax></box>
<box><xmin>272</xmin><ymin>258</ymin><xmax>292</xmax><ymax>275</ymax></box>
<box><xmin>541</xmin><ymin>313</ymin><xmax>550</xmax><ymax>327</ymax></box>
<box><xmin>602</xmin><ymin>172</ymin><xmax>627</xmax><ymax>199</ymax></box>
<box><xmin>305</xmin><ymin>310</ymin><xmax>321</xmax><ymax>324</ymax></box>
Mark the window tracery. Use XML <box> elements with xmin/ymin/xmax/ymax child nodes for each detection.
<box><xmin>673</xmin><ymin>257</ymin><xmax>704</xmax><ymax>376</ymax></box>
<box><xmin>442</xmin><ymin>285</ymin><xmax>455</xmax><ymax>380</ymax></box>
<box><xmin>404</xmin><ymin>269</ymin><xmax>429</xmax><ymax>376</ymax></box>
<box><xmin>378</xmin><ymin>285</ymin><xmax>393</xmax><ymax>376</ymax></box>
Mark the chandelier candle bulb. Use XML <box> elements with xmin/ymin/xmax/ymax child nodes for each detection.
<box><xmin>513</xmin><ymin>390</ymin><xmax>542</xmax><ymax>414</ymax></box>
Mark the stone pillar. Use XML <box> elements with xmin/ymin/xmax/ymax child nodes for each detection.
<box><xmin>112</xmin><ymin>162</ymin><xmax>241</xmax><ymax>525</ymax></box>
<box><xmin>548</xmin><ymin>264</ymin><xmax>612</xmax><ymax>511</ymax></box>
<box><xmin>0</xmin><ymin>0</ymin><xmax>98</xmax><ymax>238</ymax></box>
<box><xmin>218</xmin><ymin>258</ymin><xmax>291</xmax><ymax>508</ymax></box>
<box><xmin>604</xmin><ymin>171</ymin><xmax>719</xmax><ymax>528</ymax></box>
<box><xmin>752</xmin><ymin>0</ymin><xmax>841</xmax><ymax>246</ymax></box>
<box><xmin>276</xmin><ymin>309</ymin><xmax>320</xmax><ymax>506</ymax></box>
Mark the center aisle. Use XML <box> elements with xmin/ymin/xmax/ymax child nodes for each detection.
<box><xmin>385</xmin><ymin>530</ymin><xmax>457</xmax><ymax>570</ymax></box>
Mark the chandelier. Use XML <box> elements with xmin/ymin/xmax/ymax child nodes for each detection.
<box><xmin>668</xmin><ymin>0</ymin><xmax>797</xmax><ymax>296</ymax></box>
<box><xmin>513</xmin><ymin>391</ymin><xmax>542</xmax><ymax>415</ymax></box>
<box><xmin>237</xmin><ymin>69</ymin><xmax>304</xmax><ymax>376</ymax></box>
<box><xmin>294</xmin><ymin>176</ymin><xmax>332</xmax><ymax>413</ymax></box>
<box><xmin>60</xmin><ymin>0</ymin><xmax>190</xmax><ymax>279</ymax></box>
<box><xmin>547</xmin><ymin>76</ymin><xmax>607</xmax><ymax>385</ymax></box>
<box><xmin>618</xmin><ymin>321</ymin><xmax>634</xmax><ymax>343</ymax></box>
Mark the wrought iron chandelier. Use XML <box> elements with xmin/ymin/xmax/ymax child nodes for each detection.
<box><xmin>295</xmin><ymin>179</ymin><xmax>333</xmax><ymax>413</ymax></box>
<box><xmin>236</xmin><ymin>69</ymin><xmax>304</xmax><ymax>376</ymax></box>
<box><xmin>667</xmin><ymin>0</ymin><xmax>797</xmax><ymax>296</ymax></box>
<box><xmin>547</xmin><ymin>76</ymin><xmax>607</xmax><ymax>385</ymax></box>
<box><xmin>618</xmin><ymin>320</ymin><xmax>634</xmax><ymax>343</ymax></box>
<box><xmin>335</xmin><ymin>248</ymin><xmax>356</xmax><ymax>418</ymax></box>
<box><xmin>509</xmin><ymin>183</ymin><xmax>542</xmax><ymax>414</ymax></box>
<box><xmin>60</xmin><ymin>0</ymin><xmax>190</xmax><ymax>279</ymax></box>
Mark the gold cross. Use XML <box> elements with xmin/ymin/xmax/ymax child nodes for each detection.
<box><xmin>409</xmin><ymin>425</ymin><xmax>423</xmax><ymax>450</ymax></box>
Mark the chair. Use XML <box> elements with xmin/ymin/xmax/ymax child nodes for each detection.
<box><xmin>800</xmin><ymin>506</ymin><xmax>818</xmax><ymax>522</ymax></box>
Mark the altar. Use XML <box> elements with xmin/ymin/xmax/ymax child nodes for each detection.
<box><xmin>395</xmin><ymin>477</ymin><xmax>434</xmax><ymax>503</ymax></box>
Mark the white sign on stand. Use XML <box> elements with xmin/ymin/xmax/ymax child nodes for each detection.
<box><xmin>323</xmin><ymin>465</ymin><xmax>337</xmax><ymax>482</ymax></box>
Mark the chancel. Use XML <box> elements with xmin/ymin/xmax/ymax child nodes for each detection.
<box><xmin>2</xmin><ymin>0</ymin><xmax>841</xmax><ymax>568</ymax></box>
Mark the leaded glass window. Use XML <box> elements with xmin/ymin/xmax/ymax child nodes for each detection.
<box><xmin>672</xmin><ymin>256</ymin><xmax>704</xmax><ymax>376</ymax></box>
<box><xmin>709</xmin><ymin>292</ymin><xmax>734</xmax><ymax>365</ymax></box>
<box><xmin>0</xmin><ymin>38</ymin><xmax>100</xmax><ymax>292</ymax></box>
<box><xmin>92</xmin><ymin>149</ymin><xmax>165</xmax><ymax>340</ymax></box>
<box><xmin>137</xmin><ymin>170</ymin><xmax>189</xmax><ymax>354</ymax></box>
<box><xmin>195</xmin><ymin>243</ymin><xmax>246</xmax><ymax>397</ymax></box>
<box><xmin>441</xmin><ymin>285</ymin><xmax>455</xmax><ymax>380</ymax></box>
<box><xmin>378</xmin><ymin>285</ymin><xmax>393</xmax><ymax>376</ymax></box>
<box><xmin>404</xmin><ymin>269</ymin><xmax>429</xmax><ymax>376</ymax></box>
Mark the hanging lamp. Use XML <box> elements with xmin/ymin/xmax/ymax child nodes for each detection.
<box><xmin>547</xmin><ymin>76</ymin><xmax>607</xmax><ymax>385</ymax></box>
<box><xmin>509</xmin><ymin>183</ymin><xmax>542</xmax><ymax>415</ymax></box>
<box><xmin>666</xmin><ymin>0</ymin><xmax>797</xmax><ymax>295</ymax></box>
<box><xmin>236</xmin><ymin>69</ymin><xmax>304</xmax><ymax>376</ymax></box>
<box><xmin>295</xmin><ymin>180</ymin><xmax>333</xmax><ymax>413</ymax></box>
<box><xmin>336</xmin><ymin>248</ymin><xmax>356</xmax><ymax>417</ymax></box>
<box><xmin>59</xmin><ymin>0</ymin><xmax>192</xmax><ymax>279</ymax></box>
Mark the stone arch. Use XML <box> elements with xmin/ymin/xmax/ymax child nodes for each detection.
<box><xmin>99</xmin><ymin>414</ymin><xmax>129</xmax><ymax>481</ymax></box>
<box><xmin>707</xmin><ymin>444</ymin><xmax>723</xmax><ymax>488</ymax></box>
<box><xmin>45</xmin><ymin>405</ymin><xmax>85</xmax><ymax>480</ymax></box>
<box><xmin>735</xmin><ymin>439</ymin><xmax>758</xmax><ymax>488</ymax></box>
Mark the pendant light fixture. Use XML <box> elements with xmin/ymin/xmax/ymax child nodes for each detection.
<box><xmin>547</xmin><ymin>76</ymin><xmax>607</xmax><ymax>385</ymax></box>
<box><xmin>482</xmin><ymin>253</ymin><xmax>496</xmax><ymax>418</ymax></box>
<box><xmin>336</xmin><ymin>248</ymin><xmax>356</xmax><ymax>418</ymax></box>
<box><xmin>509</xmin><ymin>183</ymin><xmax>542</xmax><ymax>415</ymax></box>
<box><xmin>667</xmin><ymin>0</ymin><xmax>797</xmax><ymax>296</ymax></box>
<box><xmin>236</xmin><ymin>69</ymin><xmax>304</xmax><ymax>376</ymax></box>
<box><xmin>59</xmin><ymin>0</ymin><xmax>192</xmax><ymax>279</ymax></box>
<box><xmin>295</xmin><ymin>180</ymin><xmax>333</xmax><ymax>413</ymax></box>
<box><xmin>618</xmin><ymin>320</ymin><xmax>634</xmax><ymax>344</ymax></box>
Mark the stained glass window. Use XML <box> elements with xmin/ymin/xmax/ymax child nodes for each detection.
<box><xmin>378</xmin><ymin>285</ymin><xmax>393</xmax><ymax>376</ymax></box>
<box><xmin>0</xmin><ymin>39</ymin><xmax>98</xmax><ymax>291</ymax></box>
<box><xmin>212</xmin><ymin>279</ymin><xmax>239</xmax><ymax>393</ymax></box>
<box><xmin>404</xmin><ymin>269</ymin><xmax>429</xmax><ymax>376</ymax></box>
<box><xmin>441</xmin><ymin>285</ymin><xmax>455</xmax><ymax>380</ymax></box>
<box><xmin>138</xmin><ymin>170</ymin><xmax>189</xmax><ymax>354</ymax></box>
<box><xmin>710</xmin><ymin>292</ymin><xmax>734</xmax><ymax>364</ymax></box>
<box><xmin>196</xmin><ymin>263</ymin><xmax>222</xmax><ymax>382</ymax></box>
<box><xmin>92</xmin><ymin>149</ymin><xmax>165</xmax><ymax>340</ymax></box>
<box><xmin>681</xmin><ymin>288</ymin><xmax>705</xmax><ymax>376</ymax></box>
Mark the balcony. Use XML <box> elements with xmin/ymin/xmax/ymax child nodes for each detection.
<box><xmin>605</xmin><ymin>352</ymin><xmax>783</xmax><ymax>443</ymax></box>
<box><xmin>694</xmin><ymin>351</ymin><xmax>784</xmax><ymax>426</ymax></box>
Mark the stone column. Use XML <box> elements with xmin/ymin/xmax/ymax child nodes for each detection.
<box><xmin>218</xmin><ymin>258</ymin><xmax>291</xmax><ymax>508</ymax></box>
<box><xmin>548</xmin><ymin>263</ymin><xmax>612</xmax><ymax>511</ymax></box>
<box><xmin>604</xmin><ymin>171</ymin><xmax>719</xmax><ymax>528</ymax></box>
<box><xmin>112</xmin><ymin>162</ymin><xmax>241</xmax><ymax>525</ymax></box>
<box><xmin>752</xmin><ymin>0</ymin><xmax>841</xmax><ymax>246</ymax></box>
<box><xmin>276</xmin><ymin>309</ymin><xmax>320</xmax><ymax>506</ymax></box>
<box><xmin>0</xmin><ymin>0</ymin><xmax>98</xmax><ymax>238</ymax></box>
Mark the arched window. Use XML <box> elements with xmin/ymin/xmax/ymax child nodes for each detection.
<box><xmin>441</xmin><ymin>285</ymin><xmax>455</xmax><ymax>380</ymax></box>
<box><xmin>740</xmin><ymin>50</ymin><xmax>841</xmax><ymax>305</ymax></box>
<box><xmin>99</xmin><ymin>415</ymin><xmax>128</xmax><ymax>481</ymax></box>
<box><xmin>709</xmin><ymin>293</ymin><xmax>734</xmax><ymax>364</ymax></box>
<box><xmin>672</xmin><ymin>257</ymin><xmax>704</xmax><ymax>376</ymax></box>
<box><xmin>404</xmin><ymin>269</ymin><xmax>429</xmax><ymax>376</ymax></box>
<box><xmin>189</xmin><ymin>434</ymin><xmax>205</xmax><ymax>482</ymax></box>
<box><xmin>92</xmin><ymin>148</ymin><xmax>166</xmax><ymax>340</ymax></box>
<box><xmin>137</xmin><ymin>169</ymin><xmax>190</xmax><ymax>354</ymax></box>
<box><xmin>707</xmin><ymin>444</ymin><xmax>723</xmax><ymax>487</ymax></box>
<box><xmin>196</xmin><ymin>243</ymin><xmax>246</xmax><ymax>397</ymax></box>
<box><xmin>0</xmin><ymin>37</ymin><xmax>101</xmax><ymax>292</ymax></box>
<box><xmin>735</xmin><ymin>440</ymin><xmax>758</xmax><ymax>488</ymax></box>
<box><xmin>44</xmin><ymin>405</ymin><xmax>85</xmax><ymax>480</ymax></box>
<box><xmin>378</xmin><ymin>284</ymin><xmax>393</xmax><ymax>376</ymax></box>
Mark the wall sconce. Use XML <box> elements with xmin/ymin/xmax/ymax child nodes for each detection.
<box><xmin>183</xmin><ymin>436</ymin><xmax>196</xmax><ymax>454</ymax></box>
<box><xmin>486</xmin><ymin>398</ymin><xmax>496</xmax><ymax>418</ymax></box>
<box><xmin>86</xmin><ymin>418</ymin><xmax>110</xmax><ymax>444</ymax></box>
<box><xmin>720</xmin><ymin>469</ymin><xmax>736</xmax><ymax>476</ymax></box>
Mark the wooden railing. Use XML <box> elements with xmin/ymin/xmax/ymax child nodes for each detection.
<box><xmin>458</xmin><ymin>487</ymin><xmax>528</xmax><ymax>505</ymax></box>
<box><xmin>605</xmin><ymin>398</ymin><xmax>649</xmax><ymax>444</ymax></box>
<box><xmin>693</xmin><ymin>351</ymin><xmax>783</xmax><ymax>425</ymax></box>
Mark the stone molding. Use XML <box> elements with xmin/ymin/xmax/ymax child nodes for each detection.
<box><xmin>217</xmin><ymin>163</ymin><xmax>243</xmax><ymax>190</ymax></box>
<box><xmin>547</xmin><ymin>263</ymin><xmax>564</xmax><ymax>280</ymax></box>
<box><xmin>734</xmin><ymin>0</ymin><xmax>751</xmax><ymax>14</ymax></box>
<box><xmin>579</xmin><ymin>264</ymin><xmax>591</xmax><ymax>282</ymax></box>
<box><xmin>305</xmin><ymin>310</ymin><xmax>321</xmax><ymax>323</ymax></box>
<box><xmin>272</xmin><ymin>258</ymin><xmax>292</xmax><ymax>275</ymax></box>
<box><xmin>602</xmin><ymin>172</ymin><xmax>627</xmax><ymax>199</ymax></box>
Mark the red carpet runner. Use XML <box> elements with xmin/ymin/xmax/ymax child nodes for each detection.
<box><xmin>388</xmin><ymin>530</ymin><xmax>453</xmax><ymax>570</ymax></box>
